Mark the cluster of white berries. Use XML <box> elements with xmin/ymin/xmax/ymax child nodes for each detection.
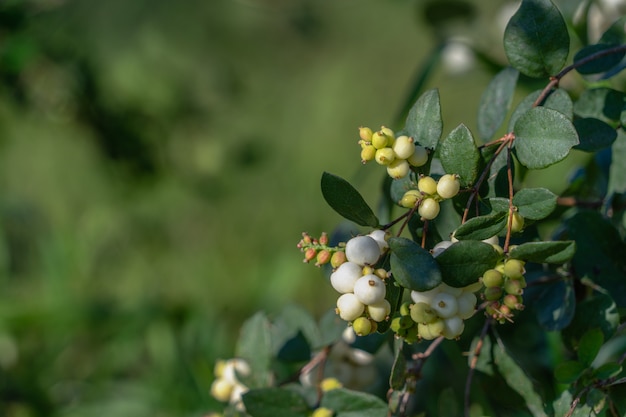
<box><xmin>358</xmin><ymin>126</ymin><xmax>429</xmax><ymax>179</ymax></box>
<box><xmin>210</xmin><ymin>358</ymin><xmax>250</xmax><ymax>411</ymax></box>
<box><xmin>400</xmin><ymin>174</ymin><xmax>461</xmax><ymax>220</ymax></box>
<box><xmin>330</xmin><ymin>230</ymin><xmax>391</xmax><ymax>335</ymax></box>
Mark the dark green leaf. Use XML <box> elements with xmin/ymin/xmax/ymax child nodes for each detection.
<box><xmin>573</xmin><ymin>117</ymin><xmax>617</xmax><ymax>151</ymax></box>
<box><xmin>454</xmin><ymin>212</ymin><xmax>507</xmax><ymax>241</ymax></box>
<box><xmin>488</xmin><ymin>197</ymin><xmax>510</xmax><ymax>213</ymax></box>
<box><xmin>389</xmin><ymin>342</ymin><xmax>406</xmax><ymax>390</ymax></box>
<box><xmin>439</xmin><ymin>123</ymin><xmax>480</xmax><ymax>187</ymax></box>
<box><xmin>436</xmin><ymin>240</ymin><xmax>501</xmax><ymax>287</ymax></box>
<box><xmin>513</xmin><ymin>187</ymin><xmax>557</xmax><ymax>220</ymax></box>
<box><xmin>513</xmin><ymin>107</ymin><xmax>579</xmax><ymax>169</ymax></box>
<box><xmin>534</xmin><ymin>279</ymin><xmax>575</xmax><ymax>330</ymax></box>
<box><xmin>389</xmin><ymin>237</ymin><xmax>442</xmax><ymax>291</ymax></box>
<box><xmin>321</xmin><ymin>172</ymin><xmax>379</xmax><ymax>227</ymax></box>
<box><xmin>509</xmin><ymin>241</ymin><xmax>576</xmax><ymax>264</ymax></box>
<box><xmin>242</xmin><ymin>388</ymin><xmax>310</xmax><ymax>417</ymax></box>
<box><xmin>318</xmin><ymin>309</ymin><xmax>347</xmax><ymax>347</ymax></box>
<box><xmin>593</xmin><ymin>362</ymin><xmax>622</xmax><ymax>379</ymax></box>
<box><xmin>404</xmin><ymin>89</ymin><xmax>443</xmax><ymax>150</ymax></box>
<box><xmin>574</xmin><ymin>44</ymin><xmax>626</xmax><ymax>75</ymax></box>
<box><xmin>578</xmin><ymin>328</ymin><xmax>604</xmax><ymax>366</ymax></box>
<box><xmin>565</xmin><ymin>211</ymin><xmax>626</xmax><ymax>307</ymax></box>
<box><xmin>608</xmin><ymin>130</ymin><xmax>626</xmax><ymax>195</ymax></box>
<box><xmin>321</xmin><ymin>388</ymin><xmax>388</xmax><ymax>417</ymax></box>
<box><xmin>562</xmin><ymin>294</ymin><xmax>620</xmax><ymax>350</ymax></box>
<box><xmin>574</xmin><ymin>88</ymin><xmax>625</xmax><ymax>125</ymax></box>
<box><xmin>478</xmin><ymin>67</ymin><xmax>519</xmax><ymax>140</ymax></box>
<box><xmin>508</xmin><ymin>88</ymin><xmax>573</xmax><ymax>132</ymax></box>
<box><xmin>503</xmin><ymin>0</ymin><xmax>570</xmax><ymax>78</ymax></box>
<box><xmin>554</xmin><ymin>360</ymin><xmax>586</xmax><ymax>384</ymax></box>
<box><xmin>236</xmin><ymin>312</ymin><xmax>273</xmax><ymax>387</ymax></box>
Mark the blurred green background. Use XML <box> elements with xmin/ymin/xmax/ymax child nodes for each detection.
<box><xmin>0</xmin><ymin>0</ymin><xmax>579</xmax><ymax>415</ymax></box>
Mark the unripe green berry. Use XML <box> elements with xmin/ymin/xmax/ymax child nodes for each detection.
<box><xmin>373</xmin><ymin>268</ymin><xmax>388</xmax><ymax>280</ymax></box>
<box><xmin>417</xmin><ymin>322</ymin><xmax>435</xmax><ymax>340</ymax></box>
<box><xmin>404</xmin><ymin>324</ymin><xmax>419</xmax><ymax>344</ymax></box>
<box><xmin>330</xmin><ymin>251</ymin><xmax>347</xmax><ymax>268</ymax></box>
<box><xmin>380</xmin><ymin>126</ymin><xmax>395</xmax><ymax>140</ymax></box>
<box><xmin>392</xmin><ymin>135</ymin><xmax>415</xmax><ymax>159</ymax></box>
<box><xmin>359</xmin><ymin>126</ymin><xmax>373</xmax><ymax>141</ymax></box>
<box><xmin>371</xmin><ymin>131</ymin><xmax>389</xmax><ymax>149</ymax></box>
<box><xmin>417</xmin><ymin>176</ymin><xmax>438</xmax><ymax>195</ymax></box>
<box><xmin>374</xmin><ymin>147</ymin><xmax>395</xmax><ymax>165</ymax></box>
<box><xmin>352</xmin><ymin>316</ymin><xmax>372</xmax><ymax>336</ymax></box>
<box><xmin>484</xmin><ymin>286</ymin><xmax>503</xmax><ymax>301</ymax></box>
<box><xmin>399</xmin><ymin>315</ymin><xmax>414</xmax><ymax>329</ymax></box>
<box><xmin>360</xmin><ymin>145</ymin><xmax>376</xmax><ymax>163</ymax></box>
<box><xmin>336</xmin><ymin>293</ymin><xmax>365</xmax><ymax>321</ymax></box>
<box><xmin>419</xmin><ymin>198</ymin><xmax>440</xmax><ymax>220</ymax></box>
<box><xmin>353</xmin><ymin>274</ymin><xmax>386</xmax><ymax>305</ymax></box>
<box><xmin>368</xmin><ymin>299</ymin><xmax>391</xmax><ymax>322</ymax></box>
<box><xmin>211</xmin><ymin>378</ymin><xmax>234</xmax><ymax>402</ymax></box>
<box><xmin>485</xmin><ymin>302</ymin><xmax>500</xmax><ymax>318</ymax></box>
<box><xmin>400</xmin><ymin>189</ymin><xmax>421</xmax><ymax>208</ymax></box>
<box><xmin>390</xmin><ymin>316</ymin><xmax>403</xmax><ymax>333</ymax></box>
<box><xmin>510</xmin><ymin>211</ymin><xmax>524</xmax><ymax>233</ymax></box>
<box><xmin>503</xmin><ymin>259</ymin><xmax>525</xmax><ymax>279</ymax></box>
<box><xmin>387</xmin><ymin>158</ymin><xmax>410</xmax><ymax>179</ymax></box>
<box><xmin>410</xmin><ymin>302</ymin><xmax>438</xmax><ymax>324</ymax></box>
<box><xmin>430</xmin><ymin>292</ymin><xmax>458</xmax><ymax>318</ymax></box>
<box><xmin>436</xmin><ymin>174</ymin><xmax>460</xmax><ymax>199</ymax></box>
<box><xmin>399</xmin><ymin>301</ymin><xmax>411</xmax><ymax>316</ymax></box>
<box><xmin>482</xmin><ymin>269</ymin><xmax>503</xmax><ymax>288</ymax></box>
<box><xmin>503</xmin><ymin>294</ymin><xmax>523</xmax><ymax>310</ymax></box>
<box><xmin>504</xmin><ymin>278</ymin><xmax>525</xmax><ymax>295</ymax></box>
<box><xmin>407</xmin><ymin>145</ymin><xmax>428</xmax><ymax>167</ymax></box>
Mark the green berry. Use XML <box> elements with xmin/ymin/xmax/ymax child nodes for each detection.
<box><xmin>371</xmin><ymin>131</ymin><xmax>389</xmax><ymax>149</ymax></box>
<box><xmin>482</xmin><ymin>269</ymin><xmax>503</xmax><ymax>288</ymax></box>
<box><xmin>399</xmin><ymin>301</ymin><xmax>411</xmax><ymax>316</ymax></box>
<box><xmin>407</xmin><ymin>145</ymin><xmax>428</xmax><ymax>167</ymax></box>
<box><xmin>417</xmin><ymin>322</ymin><xmax>435</xmax><ymax>340</ymax></box>
<box><xmin>419</xmin><ymin>198</ymin><xmax>440</xmax><ymax>220</ymax></box>
<box><xmin>427</xmin><ymin>319</ymin><xmax>445</xmax><ymax>337</ymax></box>
<box><xmin>360</xmin><ymin>145</ymin><xmax>376</xmax><ymax>163</ymax></box>
<box><xmin>410</xmin><ymin>302</ymin><xmax>438</xmax><ymax>324</ymax></box>
<box><xmin>436</xmin><ymin>174</ymin><xmax>460</xmax><ymax>199</ymax></box>
<box><xmin>418</xmin><ymin>176</ymin><xmax>438</xmax><ymax>195</ymax></box>
<box><xmin>400</xmin><ymin>189</ymin><xmax>421</xmax><ymax>208</ymax></box>
<box><xmin>510</xmin><ymin>211</ymin><xmax>524</xmax><ymax>233</ymax></box>
<box><xmin>504</xmin><ymin>278</ymin><xmax>525</xmax><ymax>295</ymax></box>
<box><xmin>374</xmin><ymin>147</ymin><xmax>395</xmax><ymax>165</ymax></box>
<box><xmin>352</xmin><ymin>316</ymin><xmax>372</xmax><ymax>336</ymax></box>
<box><xmin>399</xmin><ymin>315</ymin><xmax>414</xmax><ymax>329</ymax></box>
<box><xmin>484</xmin><ymin>286</ymin><xmax>503</xmax><ymax>301</ymax></box>
<box><xmin>390</xmin><ymin>316</ymin><xmax>403</xmax><ymax>332</ymax></box>
<box><xmin>503</xmin><ymin>294</ymin><xmax>523</xmax><ymax>310</ymax></box>
<box><xmin>503</xmin><ymin>259</ymin><xmax>525</xmax><ymax>279</ymax></box>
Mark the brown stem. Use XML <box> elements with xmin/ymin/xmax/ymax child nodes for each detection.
<box><xmin>503</xmin><ymin>139</ymin><xmax>515</xmax><ymax>253</ymax></box>
<box><xmin>464</xmin><ymin>318</ymin><xmax>492</xmax><ymax>417</ymax></box>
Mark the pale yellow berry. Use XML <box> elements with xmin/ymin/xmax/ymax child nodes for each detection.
<box><xmin>359</xmin><ymin>126</ymin><xmax>373</xmax><ymax>141</ymax></box>
<box><xmin>371</xmin><ymin>131</ymin><xmax>389</xmax><ymax>149</ymax></box>
<box><xmin>360</xmin><ymin>145</ymin><xmax>376</xmax><ymax>163</ymax></box>
<box><xmin>417</xmin><ymin>176</ymin><xmax>437</xmax><ymax>195</ymax></box>
<box><xmin>510</xmin><ymin>211</ymin><xmax>524</xmax><ymax>233</ymax></box>
<box><xmin>211</xmin><ymin>379</ymin><xmax>233</xmax><ymax>402</ymax></box>
<box><xmin>419</xmin><ymin>198</ymin><xmax>440</xmax><ymax>220</ymax></box>
<box><xmin>436</xmin><ymin>174</ymin><xmax>460</xmax><ymax>199</ymax></box>
<box><xmin>386</xmin><ymin>159</ymin><xmax>410</xmax><ymax>179</ymax></box>
<box><xmin>320</xmin><ymin>377</ymin><xmax>343</xmax><ymax>392</ymax></box>
<box><xmin>407</xmin><ymin>145</ymin><xmax>428</xmax><ymax>167</ymax></box>
<box><xmin>374</xmin><ymin>147</ymin><xmax>395</xmax><ymax>165</ymax></box>
<box><xmin>400</xmin><ymin>189</ymin><xmax>421</xmax><ymax>208</ymax></box>
<box><xmin>392</xmin><ymin>135</ymin><xmax>415</xmax><ymax>159</ymax></box>
<box><xmin>352</xmin><ymin>316</ymin><xmax>373</xmax><ymax>336</ymax></box>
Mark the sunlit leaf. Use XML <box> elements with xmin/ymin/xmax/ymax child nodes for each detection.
<box><xmin>477</xmin><ymin>67</ymin><xmax>519</xmax><ymax>140</ymax></box>
<box><xmin>243</xmin><ymin>388</ymin><xmax>310</xmax><ymax>417</ymax></box>
<box><xmin>321</xmin><ymin>388</ymin><xmax>388</xmax><ymax>417</ymax></box>
<box><xmin>509</xmin><ymin>241</ymin><xmax>575</xmax><ymax>264</ymax></box>
<box><xmin>321</xmin><ymin>172</ymin><xmax>379</xmax><ymax>227</ymax></box>
<box><xmin>513</xmin><ymin>187</ymin><xmax>557</xmax><ymax>220</ymax></box>
<box><xmin>508</xmin><ymin>88</ymin><xmax>573</xmax><ymax>132</ymax></box>
<box><xmin>554</xmin><ymin>361</ymin><xmax>586</xmax><ymax>384</ymax></box>
<box><xmin>404</xmin><ymin>89</ymin><xmax>443</xmax><ymax>150</ymax></box>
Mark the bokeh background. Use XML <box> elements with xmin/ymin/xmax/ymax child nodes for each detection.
<box><xmin>0</xmin><ymin>0</ymin><xmax>603</xmax><ymax>415</ymax></box>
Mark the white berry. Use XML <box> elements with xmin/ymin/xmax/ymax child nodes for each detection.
<box><xmin>345</xmin><ymin>236</ymin><xmax>381</xmax><ymax>266</ymax></box>
<box><xmin>368</xmin><ymin>229</ymin><xmax>389</xmax><ymax>252</ymax></box>
<box><xmin>430</xmin><ymin>292</ymin><xmax>458</xmax><ymax>318</ymax></box>
<box><xmin>410</xmin><ymin>286</ymin><xmax>441</xmax><ymax>304</ymax></box>
<box><xmin>330</xmin><ymin>261</ymin><xmax>363</xmax><ymax>294</ymax></box>
<box><xmin>437</xmin><ymin>174</ymin><xmax>460</xmax><ymax>199</ymax></box>
<box><xmin>392</xmin><ymin>135</ymin><xmax>415</xmax><ymax>159</ymax></box>
<box><xmin>367</xmin><ymin>299</ymin><xmax>391</xmax><ymax>322</ymax></box>
<box><xmin>419</xmin><ymin>198</ymin><xmax>440</xmax><ymax>220</ymax></box>
<box><xmin>438</xmin><ymin>282</ymin><xmax>463</xmax><ymax>297</ymax></box>
<box><xmin>457</xmin><ymin>291</ymin><xmax>477</xmax><ymax>319</ymax></box>
<box><xmin>353</xmin><ymin>274</ymin><xmax>386</xmax><ymax>305</ymax></box>
<box><xmin>336</xmin><ymin>293</ymin><xmax>365</xmax><ymax>321</ymax></box>
<box><xmin>442</xmin><ymin>316</ymin><xmax>465</xmax><ymax>339</ymax></box>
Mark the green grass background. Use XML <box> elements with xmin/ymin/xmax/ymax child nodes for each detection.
<box><xmin>0</xmin><ymin>0</ymin><xmax>589</xmax><ymax>415</ymax></box>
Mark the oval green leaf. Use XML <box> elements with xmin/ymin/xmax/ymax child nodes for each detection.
<box><xmin>436</xmin><ymin>240</ymin><xmax>501</xmax><ymax>287</ymax></box>
<box><xmin>593</xmin><ymin>362</ymin><xmax>623</xmax><ymax>380</ymax></box>
<box><xmin>478</xmin><ymin>67</ymin><xmax>519</xmax><ymax>140</ymax></box>
<box><xmin>578</xmin><ymin>328</ymin><xmax>604</xmax><ymax>367</ymax></box>
<box><xmin>389</xmin><ymin>237</ymin><xmax>442</xmax><ymax>291</ymax></box>
<box><xmin>573</xmin><ymin>117</ymin><xmax>618</xmax><ymax>152</ymax></box>
<box><xmin>243</xmin><ymin>388</ymin><xmax>310</xmax><ymax>417</ymax></box>
<box><xmin>574</xmin><ymin>44</ymin><xmax>626</xmax><ymax>75</ymax></box>
<box><xmin>513</xmin><ymin>107</ymin><xmax>579</xmax><ymax>169</ymax></box>
<box><xmin>554</xmin><ymin>360</ymin><xmax>586</xmax><ymax>384</ymax></box>
<box><xmin>508</xmin><ymin>88</ymin><xmax>573</xmax><ymax>132</ymax></box>
<box><xmin>512</xmin><ymin>187</ymin><xmax>557</xmax><ymax>220</ymax></box>
<box><xmin>562</xmin><ymin>294</ymin><xmax>620</xmax><ymax>350</ymax></box>
<box><xmin>574</xmin><ymin>88</ymin><xmax>625</xmax><ymax>125</ymax></box>
<box><xmin>439</xmin><ymin>123</ymin><xmax>480</xmax><ymax>187</ymax></box>
<box><xmin>503</xmin><ymin>0</ymin><xmax>570</xmax><ymax>78</ymax></box>
<box><xmin>321</xmin><ymin>172</ymin><xmax>379</xmax><ymax>227</ymax></box>
<box><xmin>321</xmin><ymin>388</ymin><xmax>388</xmax><ymax>417</ymax></box>
<box><xmin>404</xmin><ymin>89</ymin><xmax>443</xmax><ymax>150</ymax></box>
<box><xmin>509</xmin><ymin>241</ymin><xmax>576</xmax><ymax>264</ymax></box>
<box><xmin>454</xmin><ymin>212</ymin><xmax>507</xmax><ymax>241</ymax></box>
<box><xmin>534</xmin><ymin>279</ymin><xmax>575</xmax><ymax>331</ymax></box>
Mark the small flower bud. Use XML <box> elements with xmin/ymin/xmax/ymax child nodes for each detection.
<box><xmin>319</xmin><ymin>232</ymin><xmax>329</xmax><ymax>246</ymax></box>
<box><xmin>315</xmin><ymin>250</ymin><xmax>331</xmax><ymax>266</ymax></box>
<box><xmin>304</xmin><ymin>248</ymin><xmax>317</xmax><ymax>263</ymax></box>
<box><xmin>330</xmin><ymin>251</ymin><xmax>347</xmax><ymax>268</ymax></box>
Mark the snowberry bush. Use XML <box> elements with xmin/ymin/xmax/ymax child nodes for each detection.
<box><xmin>210</xmin><ymin>1</ymin><xmax>626</xmax><ymax>416</ymax></box>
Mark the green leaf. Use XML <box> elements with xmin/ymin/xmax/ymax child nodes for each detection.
<box><xmin>436</xmin><ymin>240</ymin><xmax>501</xmax><ymax>287</ymax></box>
<box><xmin>513</xmin><ymin>107</ymin><xmax>579</xmax><ymax>169</ymax></box>
<box><xmin>573</xmin><ymin>117</ymin><xmax>617</xmax><ymax>151</ymax></box>
<box><xmin>534</xmin><ymin>279</ymin><xmax>575</xmax><ymax>330</ymax></box>
<box><xmin>318</xmin><ymin>309</ymin><xmax>347</xmax><ymax>347</ymax></box>
<box><xmin>513</xmin><ymin>187</ymin><xmax>557</xmax><ymax>220</ymax></box>
<box><xmin>488</xmin><ymin>197</ymin><xmax>510</xmax><ymax>213</ymax></box>
<box><xmin>321</xmin><ymin>172</ymin><xmax>379</xmax><ymax>227</ymax></box>
<box><xmin>477</xmin><ymin>67</ymin><xmax>519</xmax><ymax>140</ymax></box>
<box><xmin>509</xmin><ymin>241</ymin><xmax>576</xmax><ymax>264</ymax></box>
<box><xmin>321</xmin><ymin>388</ymin><xmax>388</xmax><ymax>417</ymax></box>
<box><xmin>503</xmin><ymin>0</ymin><xmax>569</xmax><ymax>78</ymax></box>
<box><xmin>438</xmin><ymin>124</ymin><xmax>481</xmax><ymax>187</ymax></box>
<box><xmin>593</xmin><ymin>362</ymin><xmax>622</xmax><ymax>379</ymax></box>
<box><xmin>578</xmin><ymin>328</ymin><xmax>604</xmax><ymax>366</ymax></box>
<box><xmin>562</xmin><ymin>294</ymin><xmax>620</xmax><ymax>350</ymax></box>
<box><xmin>574</xmin><ymin>44</ymin><xmax>626</xmax><ymax>75</ymax></box>
<box><xmin>404</xmin><ymin>89</ymin><xmax>443</xmax><ymax>150</ymax></box>
<box><xmin>242</xmin><ymin>388</ymin><xmax>310</xmax><ymax>417</ymax></box>
<box><xmin>276</xmin><ymin>330</ymin><xmax>311</xmax><ymax>362</ymax></box>
<box><xmin>574</xmin><ymin>87</ymin><xmax>625</xmax><ymax>125</ymax></box>
<box><xmin>272</xmin><ymin>305</ymin><xmax>320</xmax><ymax>353</ymax></box>
<box><xmin>389</xmin><ymin>237</ymin><xmax>442</xmax><ymax>291</ymax></box>
<box><xmin>454</xmin><ymin>212</ymin><xmax>507</xmax><ymax>241</ymax></box>
<box><xmin>554</xmin><ymin>360</ymin><xmax>586</xmax><ymax>384</ymax></box>
<box><xmin>236</xmin><ymin>312</ymin><xmax>273</xmax><ymax>387</ymax></box>
<box><xmin>389</xmin><ymin>342</ymin><xmax>406</xmax><ymax>390</ymax></box>
<box><xmin>508</xmin><ymin>88</ymin><xmax>573</xmax><ymax>132</ymax></box>
<box><xmin>553</xmin><ymin>390</ymin><xmax>593</xmax><ymax>417</ymax></box>
<box><xmin>608</xmin><ymin>130</ymin><xmax>626</xmax><ymax>195</ymax></box>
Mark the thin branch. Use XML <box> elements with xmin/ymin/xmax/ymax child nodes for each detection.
<box><xmin>465</xmin><ymin>318</ymin><xmax>492</xmax><ymax>417</ymax></box>
<box><xmin>503</xmin><ymin>139</ymin><xmax>515</xmax><ymax>253</ymax></box>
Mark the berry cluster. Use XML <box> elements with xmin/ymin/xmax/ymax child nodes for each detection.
<box><xmin>297</xmin><ymin>232</ymin><xmax>346</xmax><ymax>268</ymax></box>
<box><xmin>399</xmin><ymin>174</ymin><xmax>461</xmax><ymax>220</ymax></box>
<box><xmin>391</xmin><ymin>282</ymin><xmax>479</xmax><ymax>342</ymax></box>
<box><xmin>481</xmin><ymin>258</ymin><xmax>527</xmax><ymax>323</ymax></box>
<box><xmin>329</xmin><ymin>231</ymin><xmax>391</xmax><ymax>335</ymax></box>
<box><xmin>210</xmin><ymin>358</ymin><xmax>250</xmax><ymax>411</ymax></box>
<box><xmin>358</xmin><ymin>126</ymin><xmax>429</xmax><ymax>179</ymax></box>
